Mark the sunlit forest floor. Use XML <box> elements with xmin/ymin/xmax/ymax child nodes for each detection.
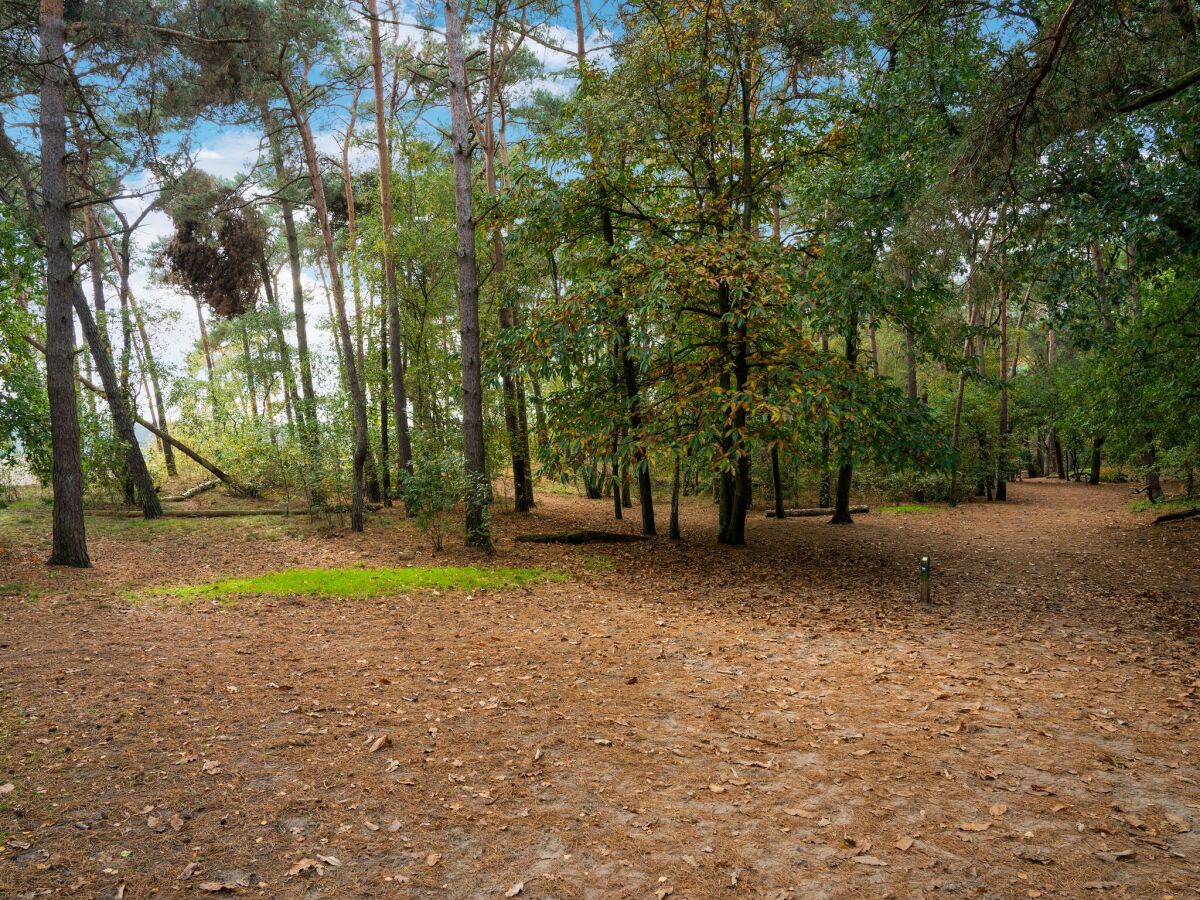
<box><xmin>1</xmin><ymin>479</ymin><xmax>1197</xmax><ymax>898</ymax></box>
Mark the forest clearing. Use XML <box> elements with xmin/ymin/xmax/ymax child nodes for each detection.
<box><xmin>3</xmin><ymin>0</ymin><xmax>1200</xmax><ymax>896</ymax></box>
<box><xmin>1</xmin><ymin>480</ymin><xmax>1199</xmax><ymax>898</ymax></box>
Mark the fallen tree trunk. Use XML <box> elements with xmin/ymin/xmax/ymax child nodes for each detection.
<box><xmin>91</xmin><ymin>503</ymin><xmax>382</xmax><ymax>519</ymax></box>
<box><xmin>1152</xmin><ymin>507</ymin><xmax>1200</xmax><ymax>525</ymax></box>
<box><xmin>515</xmin><ymin>530</ymin><xmax>649</xmax><ymax>544</ymax></box>
<box><xmin>766</xmin><ymin>505</ymin><xmax>869</xmax><ymax>518</ymax></box>
<box><xmin>25</xmin><ymin>334</ymin><xmax>257</xmax><ymax>497</ymax></box>
<box><xmin>161</xmin><ymin>479</ymin><xmax>219</xmax><ymax>502</ymax></box>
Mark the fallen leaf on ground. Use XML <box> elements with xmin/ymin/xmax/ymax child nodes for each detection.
<box><xmin>893</xmin><ymin>836</ymin><xmax>914</xmax><ymax>851</ymax></box>
<box><xmin>287</xmin><ymin>858</ymin><xmax>318</xmax><ymax>877</ymax></box>
<box><xmin>784</xmin><ymin>808</ymin><xmax>818</xmax><ymax>818</ymax></box>
<box><xmin>505</xmin><ymin>882</ymin><xmax>525</xmax><ymax>897</ymax></box>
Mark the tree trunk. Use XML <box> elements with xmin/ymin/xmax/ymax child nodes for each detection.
<box><xmin>770</xmin><ymin>444</ymin><xmax>785</xmax><ymax>519</ymax></box>
<box><xmin>263</xmin><ymin>104</ymin><xmax>318</xmax><ymax>447</ymax></box>
<box><xmin>259</xmin><ymin>254</ymin><xmax>299</xmax><ymax>439</ymax></box>
<box><xmin>39</xmin><ymin>0</ymin><xmax>90</xmax><ymax>566</ymax></box>
<box><xmin>1089</xmin><ymin>436</ymin><xmax>1104</xmax><ymax>485</ymax></box>
<box><xmin>194</xmin><ymin>296</ymin><xmax>217</xmax><ymax>421</ymax></box>
<box><xmin>1052</xmin><ymin>431</ymin><xmax>1066</xmax><ymax>479</ymax></box>
<box><xmin>279</xmin><ymin>76</ymin><xmax>371</xmax><ymax>533</ymax></box>
<box><xmin>1142</xmin><ymin>437</ymin><xmax>1163</xmax><ymax>502</ymax></box>
<box><xmin>669</xmin><ymin>455</ymin><xmax>682</xmax><ymax>540</ymax></box>
<box><xmin>445</xmin><ymin>0</ymin><xmax>490</xmax><ymax>547</ymax></box>
<box><xmin>103</xmin><ymin>234</ymin><xmax>177</xmax><ymax>476</ymax></box>
<box><xmin>611</xmin><ymin>436</ymin><xmax>623</xmax><ymax>520</ymax></box>
<box><xmin>997</xmin><ymin>278</ymin><xmax>1008</xmax><ymax>501</ymax></box>
<box><xmin>72</xmin><ymin>287</ymin><xmax>162</xmax><ymax>519</ymax></box>
<box><xmin>379</xmin><ymin>315</ymin><xmax>392</xmax><ymax>505</ymax></box>
<box><xmin>239</xmin><ymin>321</ymin><xmax>259</xmax><ymax>419</ymax></box>
<box><xmin>716</xmin><ymin>283</ymin><xmax>751</xmax><ymax>545</ymax></box>
<box><xmin>830</xmin><ymin>314</ymin><xmax>858</xmax><ymax>524</ymax></box>
<box><xmin>368</xmin><ymin>0</ymin><xmax>414</xmax><ymax>488</ymax></box>
<box><xmin>819</xmin><ymin>335</ymin><xmax>831</xmax><ymax>506</ymax></box>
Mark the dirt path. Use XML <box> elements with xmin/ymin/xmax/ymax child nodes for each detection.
<box><xmin>2</xmin><ymin>480</ymin><xmax>1197</xmax><ymax>898</ymax></box>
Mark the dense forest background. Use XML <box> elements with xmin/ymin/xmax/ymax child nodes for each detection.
<box><xmin>1</xmin><ymin>0</ymin><xmax>1198</xmax><ymax>564</ymax></box>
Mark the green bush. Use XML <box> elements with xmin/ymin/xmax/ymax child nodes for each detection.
<box><xmin>400</xmin><ymin>449</ymin><xmax>468</xmax><ymax>551</ymax></box>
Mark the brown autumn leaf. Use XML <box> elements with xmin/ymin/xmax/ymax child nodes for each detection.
<box><xmin>424</xmin><ymin>852</ymin><xmax>442</xmax><ymax>866</ymax></box>
<box><xmin>368</xmin><ymin>734</ymin><xmax>392</xmax><ymax>753</ymax></box>
<box><xmin>989</xmin><ymin>803</ymin><xmax>1008</xmax><ymax>817</ymax></box>
<box><xmin>960</xmin><ymin>822</ymin><xmax>991</xmax><ymax>832</ymax></box>
<box><xmin>784</xmin><ymin>807</ymin><xmax>818</xmax><ymax>818</ymax></box>
<box><xmin>505</xmin><ymin>882</ymin><xmax>525</xmax><ymax>897</ymax></box>
<box><xmin>287</xmin><ymin>858</ymin><xmax>318</xmax><ymax>877</ymax></box>
<box><xmin>852</xmin><ymin>856</ymin><xmax>888</xmax><ymax>866</ymax></box>
<box><xmin>0</xmin><ymin>783</ymin><xmax>14</xmax><ymax>795</ymax></box>
<box><xmin>893</xmin><ymin>836</ymin><xmax>914</xmax><ymax>851</ymax></box>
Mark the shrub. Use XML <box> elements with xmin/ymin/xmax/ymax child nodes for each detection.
<box><xmin>400</xmin><ymin>450</ymin><xmax>468</xmax><ymax>551</ymax></box>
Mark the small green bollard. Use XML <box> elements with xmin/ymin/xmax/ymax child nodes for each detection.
<box><xmin>919</xmin><ymin>555</ymin><xmax>931</xmax><ymax>604</ymax></box>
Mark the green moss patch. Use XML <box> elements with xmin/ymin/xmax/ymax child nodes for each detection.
<box><xmin>880</xmin><ymin>504</ymin><xmax>939</xmax><ymax>514</ymax></box>
<box><xmin>139</xmin><ymin>565</ymin><xmax>563</xmax><ymax>604</ymax></box>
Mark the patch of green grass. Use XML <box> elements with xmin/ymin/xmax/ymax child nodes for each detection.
<box><xmin>138</xmin><ymin>565</ymin><xmax>565</xmax><ymax>605</ymax></box>
<box><xmin>880</xmin><ymin>503</ymin><xmax>938</xmax><ymax>514</ymax></box>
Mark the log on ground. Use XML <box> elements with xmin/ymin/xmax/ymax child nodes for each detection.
<box><xmin>1152</xmin><ymin>507</ymin><xmax>1200</xmax><ymax>525</ymax></box>
<box><xmin>766</xmin><ymin>506</ymin><xmax>869</xmax><ymax>518</ymax></box>
<box><xmin>161</xmin><ymin>479</ymin><xmax>219</xmax><ymax>502</ymax></box>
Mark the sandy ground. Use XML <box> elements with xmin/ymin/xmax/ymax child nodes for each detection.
<box><xmin>1</xmin><ymin>479</ymin><xmax>1198</xmax><ymax>899</ymax></box>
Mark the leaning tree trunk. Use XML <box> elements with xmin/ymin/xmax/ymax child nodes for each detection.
<box><xmin>279</xmin><ymin>77</ymin><xmax>370</xmax><ymax>533</ymax></box>
<box><xmin>72</xmin><ymin>287</ymin><xmax>162</xmax><ymax>519</ymax></box>
<box><xmin>39</xmin><ymin>0</ymin><xmax>89</xmax><ymax>566</ymax></box>
<box><xmin>445</xmin><ymin>0</ymin><xmax>490</xmax><ymax>547</ymax></box>
<box><xmin>103</xmin><ymin>234</ymin><xmax>177</xmax><ymax>475</ymax></box>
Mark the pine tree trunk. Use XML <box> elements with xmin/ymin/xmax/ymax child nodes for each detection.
<box><xmin>263</xmin><ymin>104</ymin><xmax>318</xmax><ymax>447</ymax></box>
<box><xmin>445</xmin><ymin>0</ymin><xmax>490</xmax><ymax>547</ymax></box>
<box><xmin>279</xmin><ymin>76</ymin><xmax>371</xmax><ymax>533</ymax></box>
<box><xmin>240</xmin><ymin>321</ymin><xmax>259</xmax><ymax>419</ymax></box>
<box><xmin>368</xmin><ymin>0</ymin><xmax>414</xmax><ymax>488</ymax></box>
<box><xmin>259</xmin><ymin>254</ymin><xmax>299</xmax><ymax>439</ymax></box>
<box><xmin>379</xmin><ymin>317</ymin><xmax>391</xmax><ymax>506</ymax></box>
<box><xmin>39</xmin><ymin>0</ymin><xmax>90</xmax><ymax>566</ymax></box>
<box><xmin>103</xmin><ymin>234</ymin><xmax>177</xmax><ymax>476</ymax></box>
